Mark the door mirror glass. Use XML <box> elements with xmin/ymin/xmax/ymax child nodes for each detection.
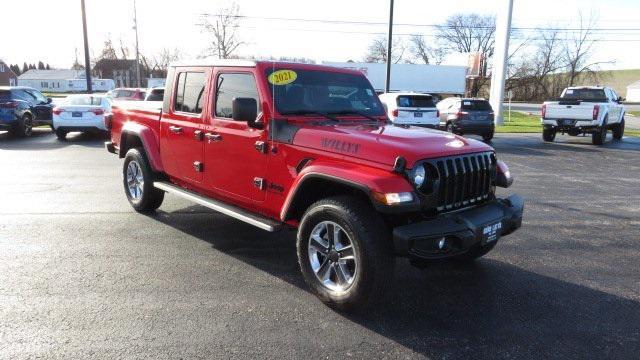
<box><xmin>232</xmin><ymin>97</ymin><xmax>258</xmax><ymax>125</ymax></box>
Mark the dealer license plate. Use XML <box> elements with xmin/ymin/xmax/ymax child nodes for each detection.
<box><xmin>482</xmin><ymin>222</ymin><xmax>502</xmax><ymax>243</ymax></box>
<box><xmin>72</xmin><ymin>112</ymin><xmax>83</xmax><ymax>118</ymax></box>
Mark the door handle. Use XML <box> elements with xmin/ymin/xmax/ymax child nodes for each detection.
<box><xmin>205</xmin><ymin>133</ymin><xmax>222</xmax><ymax>142</ymax></box>
<box><xmin>194</xmin><ymin>130</ymin><xmax>203</xmax><ymax>141</ymax></box>
<box><xmin>168</xmin><ymin>125</ymin><xmax>183</xmax><ymax>134</ymax></box>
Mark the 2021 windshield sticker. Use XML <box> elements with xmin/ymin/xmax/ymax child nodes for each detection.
<box><xmin>268</xmin><ymin>70</ymin><xmax>297</xmax><ymax>85</ymax></box>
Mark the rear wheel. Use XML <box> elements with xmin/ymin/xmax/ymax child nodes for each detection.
<box><xmin>15</xmin><ymin>114</ymin><xmax>33</xmax><ymax>137</ymax></box>
<box><xmin>482</xmin><ymin>132</ymin><xmax>494</xmax><ymax>142</ymax></box>
<box><xmin>542</xmin><ymin>127</ymin><xmax>556</xmax><ymax>142</ymax></box>
<box><xmin>297</xmin><ymin>196</ymin><xmax>394</xmax><ymax>311</ymax></box>
<box><xmin>613</xmin><ymin>118</ymin><xmax>625</xmax><ymax>140</ymax></box>
<box><xmin>446</xmin><ymin>122</ymin><xmax>454</xmax><ymax>133</ymax></box>
<box><xmin>123</xmin><ymin>148</ymin><xmax>165</xmax><ymax>212</ymax></box>
<box><xmin>592</xmin><ymin>117</ymin><xmax>608</xmax><ymax>145</ymax></box>
<box><xmin>55</xmin><ymin>129</ymin><xmax>67</xmax><ymax>140</ymax></box>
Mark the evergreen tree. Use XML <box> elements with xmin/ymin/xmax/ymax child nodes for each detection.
<box><xmin>45</xmin><ymin>63</ymin><xmax>51</xmax><ymax>70</ymax></box>
<box><xmin>22</xmin><ymin>62</ymin><xmax>28</xmax><ymax>73</ymax></box>
<box><xmin>37</xmin><ymin>61</ymin><xmax>45</xmax><ymax>70</ymax></box>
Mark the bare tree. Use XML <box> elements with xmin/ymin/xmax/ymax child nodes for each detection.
<box><xmin>409</xmin><ymin>35</ymin><xmax>447</xmax><ymax>65</ymax></box>
<box><xmin>437</xmin><ymin>14</ymin><xmax>496</xmax><ymax>59</ymax></box>
<box><xmin>198</xmin><ymin>3</ymin><xmax>243</xmax><ymax>59</ymax></box>
<box><xmin>154</xmin><ymin>48</ymin><xmax>182</xmax><ymax>71</ymax></box>
<box><xmin>364</xmin><ymin>36</ymin><xmax>406</xmax><ymax>64</ymax></box>
<box><xmin>97</xmin><ymin>38</ymin><xmax>118</xmax><ymax>60</ymax></box>
<box><xmin>118</xmin><ymin>38</ymin><xmax>130</xmax><ymax>59</ymax></box>
<box><xmin>562</xmin><ymin>12</ymin><xmax>608</xmax><ymax>86</ymax></box>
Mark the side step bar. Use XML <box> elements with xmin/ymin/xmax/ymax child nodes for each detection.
<box><xmin>153</xmin><ymin>181</ymin><xmax>283</xmax><ymax>232</ymax></box>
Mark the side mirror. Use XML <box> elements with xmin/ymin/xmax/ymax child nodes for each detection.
<box><xmin>46</xmin><ymin>97</ymin><xmax>53</xmax><ymax>104</ymax></box>
<box><xmin>617</xmin><ymin>96</ymin><xmax>624</xmax><ymax>104</ymax></box>
<box><xmin>232</xmin><ymin>97</ymin><xmax>260</xmax><ymax>128</ymax></box>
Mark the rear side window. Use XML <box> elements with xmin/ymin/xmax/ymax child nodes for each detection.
<box><xmin>114</xmin><ymin>90</ymin><xmax>133</xmax><ymax>98</ymax></box>
<box><xmin>396</xmin><ymin>95</ymin><xmax>435</xmax><ymax>108</ymax></box>
<box><xmin>146</xmin><ymin>89</ymin><xmax>164</xmax><ymax>101</ymax></box>
<box><xmin>174</xmin><ymin>72</ymin><xmax>206</xmax><ymax>114</ymax></box>
<box><xmin>461</xmin><ymin>100</ymin><xmax>492</xmax><ymax>111</ymax></box>
<box><xmin>215</xmin><ymin>73</ymin><xmax>259</xmax><ymax>119</ymax></box>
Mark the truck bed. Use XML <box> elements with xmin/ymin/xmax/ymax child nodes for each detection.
<box><xmin>109</xmin><ymin>101</ymin><xmax>162</xmax><ymax>149</ymax></box>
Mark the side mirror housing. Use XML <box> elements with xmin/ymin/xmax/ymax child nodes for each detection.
<box><xmin>46</xmin><ymin>97</ymin><xmax>53</xmax><ymax>104</ymax></box>
<box><xmin>617</xmin><ymin>96</ymin><xmax>625</xmax><ymax>104</ymax></box>
<box><xmin>232</xmin><ymin>97</ymin><xmax>260</xmax><ymax>128</ymax></box>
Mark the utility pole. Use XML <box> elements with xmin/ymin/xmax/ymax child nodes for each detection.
<box><xmin>489</xmin><ymin>0</ymin><xmax>514</xmax><ymax>125</ymax></box>
<box><xmin>80</xmin><ymin>0</ymin><xmax>92</xmax><ymax>94</ymax></box>
<box><xmin>133</xmin><ymin>0</ymin><xmax>141</xmax><ymax>88</ymax></box>
<box><xmin>384</xmin><ymin>0</ymin><xmax>394</xmax><ymax>93</ymax></box>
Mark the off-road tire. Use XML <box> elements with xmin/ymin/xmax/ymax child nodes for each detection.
<box><xmin>592</xmin><ymin>117</ymin><xmax>608</xmax><ymax>145</ymax></box>
<box><xmin>542</xmin><ymin>127</ymin><xmax>556</xmax><ymax>142</ymax></box>
<box><xmin>15</xmin><ymin>113</ymin><xmax>33</xmax><ymax>137</ymax></box>
<box><xmin>612</xmin><ymin>118</ymin><xmax>625</xmax><ymax>140</ymax></box>
<box><xmin>451</xmin><ymin>241</ymin><xmax>497</xmax><ymax>263</ymax></box>
<box><xmin>297</xmin><ymin>195</ymin><xmax>395</xmax><ymax>311</ymax></box>
<box><xmin>55</xmin><ymin>129</ymin><xmax>67</xmax><ymax>140</ymax></box>
<box><xmin>123</xmin><ymin>147</ymin><xmax>164</xmax><ymax>212</ymax></box>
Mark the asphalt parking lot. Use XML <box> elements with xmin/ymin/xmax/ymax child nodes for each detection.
<box><xmin>1</xmin><ymin>129</ymin><xmax>639</xmax><ymax>359</ymax></box>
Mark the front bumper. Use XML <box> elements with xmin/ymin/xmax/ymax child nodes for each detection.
<box><xmin>392</xmin><ymin>194</ymin><xmax>524</xmax><ymax>260</ymax></box>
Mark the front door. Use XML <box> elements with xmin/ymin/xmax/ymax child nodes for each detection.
<box><xmin>159</xmin><ymin>69</ymin><xmax>208</xmax><ymax>184</ymax></box>
<box><xmin>204</xmin><ymin>70</ymin><xmax>267</xmax><ymax>205</ymax></box>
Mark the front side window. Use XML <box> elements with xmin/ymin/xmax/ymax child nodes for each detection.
<box><xmin>215</xmin><ymin>73</ymin><xmax>259</xmax><ymax>119</ymax></box>
<box><xmin>174</xmin><ymin>72</ymin><xmax>205</xmax><ymax>114</ymax></box>
<box><xmin>266</xmin><ymin>68</ymin><xmax>384</xmax><ymax>117</ymax></box>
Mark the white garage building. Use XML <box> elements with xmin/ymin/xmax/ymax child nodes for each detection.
<box><xmin>18</xmin><ymin>69</ymin><xmax>115</xmax><ymax>93</ymax></box>
<box><xmin>626</xmin><ymin>81</ymin><xmax>640</xmax><ymax>103</ymax></box>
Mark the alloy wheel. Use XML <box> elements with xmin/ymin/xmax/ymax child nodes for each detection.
<box><xmin>308</xmin><ymin>221</ymin><xmax>358</xmax><ymax>292</ymax></box>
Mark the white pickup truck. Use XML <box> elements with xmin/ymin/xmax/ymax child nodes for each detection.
<box><xmin>541</xmin><ymin>86</ymin><xmax>626</xmax><ymax>145</ymax></box>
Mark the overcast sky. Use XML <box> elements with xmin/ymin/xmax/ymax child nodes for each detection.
<box><xmin>2</xmin><ymin>0</ymin><xmax>640</xmax><ymax>70</ymax></box>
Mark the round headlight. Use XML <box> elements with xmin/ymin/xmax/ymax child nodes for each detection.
<box><xmin>413</xmin><ymin>165</ymin><xmax>426</xmax><ymax>188</ymax></box>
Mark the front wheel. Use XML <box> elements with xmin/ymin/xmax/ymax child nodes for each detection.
<box><xmin>446</xmin><ymin>122</ymin><xmax>454</xmax><ymax>133</ymax></box>
<box><xmin>297</xmin><ymin>196</ymin><xmax>394</xmax><ymax>311</ymax></box>
<box><xmin>613</xmin><ymin>118</ymin><xmax>625</xmax><ymax>140</ymax></box>
<box><xmin>123</xmin><ymin>148</ymin><xmax>165</xmax><ymax>212</ymax></box>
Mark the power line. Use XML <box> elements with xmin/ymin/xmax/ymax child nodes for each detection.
<box><xmin>200</xmin><ymin>13</ymin><xmax>640</xmax><ymax>33</ymax></box>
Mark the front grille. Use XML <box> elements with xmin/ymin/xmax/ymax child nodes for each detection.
<box><xmin>425</xmin><ymin>152</ymin><xmax>496</xmax><ymax>212</ymax></box>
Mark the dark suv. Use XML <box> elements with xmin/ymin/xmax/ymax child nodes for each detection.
<box><xmin>437</xmin><ymin>98</ymin><xmax>495</xmax><ymax>142</ymax></box>
<box><xmin>0</xmin><ymin>86</ymin><xmax>54</xmax><ymax>137</ymax></box>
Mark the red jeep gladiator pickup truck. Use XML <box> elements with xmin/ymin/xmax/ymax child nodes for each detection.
<box><xmin>106</xmin><ymin>60</ymin><xmax>523</xmax><ymax>310</ymax></box>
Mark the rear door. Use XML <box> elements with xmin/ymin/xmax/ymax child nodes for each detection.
<box><xmin>204</xmin><ymin>69</ymin><xmax>268</xmax><ymax>205</ymax></box>
<box><xmin>25</xmin><ymin>89</ymin><xmax>53</xmax><ymax>120</ymax></box>
<box><xmin>159</xmin><ymin>68</ymin><xmax>209</xmax><ymax>184</ymax></box>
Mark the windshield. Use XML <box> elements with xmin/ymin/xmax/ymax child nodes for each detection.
<box><xmin>66</xmin><ymin>96</ymin><xmax>103</xmax><ymax>106</ymax></box>
<box><xmin>396</xmin><ymin>95</ymin><xmax>435</xmax><ymax>108</ymax></box>
<box><xmin>561</xmin><ymin>88</ymin><xmax>606</xmax><ymax>102</ymax></box>
<box><xmin>266</xmin><ymin>68</ymin><xmax>385</xmax><ymax>117</ymax></box>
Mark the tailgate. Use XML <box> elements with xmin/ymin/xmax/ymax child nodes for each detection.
<box><xmin>545</xmin><ymin>104</ymin><xmax>594</xmax><ymax>120</ymax></box>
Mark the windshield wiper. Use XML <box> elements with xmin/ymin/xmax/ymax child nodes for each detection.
<box><xmin>327</xmin><ymin>110</ymin><xmax>382</xmax><ymax>122</ymax></box>
<box><xmin>280</xmin><ymin>110</ymin><xmax>340</xmax><ymax>122</ymax></box>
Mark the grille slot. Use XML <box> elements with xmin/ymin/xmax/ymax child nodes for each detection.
<box><xmin>428</xmin><ymin>152</ymin><xmax>495</xmax><ymax>211</ymax></box>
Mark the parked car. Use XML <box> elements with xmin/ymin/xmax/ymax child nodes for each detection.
<box><xmin>110</xmin><ymin>88</ymin><xmax>146</xmax><ymax>101</ymax></box>
<box><xmin>0</xmin><ymin>86</ymin><xmax>53</xmax><ymax>137</ymax></box>
<box><xmin>437</xmin><ymin>97</ymin><xmax>495</xmax><ymax>142</ymax></box>
<box><xmin>106</xmin><ymin>60</ymin><xmax>523</xmax><ymax>311</ymax></box>
<box><xmin>378</xmin><ymin>92</ymin><xmax>440</xmax><ymax>128</ymax></box>
<box><xmin>541</xmin><ymin>86</ymin><xmax>625</xmax><ymax>145</ymax></box>
<box><xmin>52</xmin><ymin>95</ymin><xmax>112</xmax><ymax>140</ymax></box>
<box><xmin>144</xmin><ymin>87</ymin><xmax>164</xmax><ymax>101</ymax></box>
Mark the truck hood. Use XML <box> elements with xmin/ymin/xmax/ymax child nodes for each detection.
<box><xmin>291</xmin><ymin>122</ymin><xmax>493</xmax><ymax>167</ymax></box>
